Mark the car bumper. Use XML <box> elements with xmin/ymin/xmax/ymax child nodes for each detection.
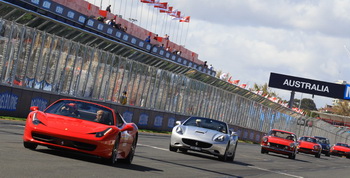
<box><xmin>170</xmin><ymin>134</ymin><xmax>227</xmax><ymax>156</ymax></box>
<box><xmin>298</xmin><ymin>148</ymin><xmax>320</xmax><ymax>155</ymax></box>
<box><xmin>23</xmin><ymin>125</ymin><xmax>115</xmax><ymax>158</ymax></box>
<box><xmin>331</xmin><ymin>150</ymin><xmax>350</xmax><ymax>157</ymax></box>
<box><xmin>261</xmin><ymin>145</ymin><xmax>295</xmax><ymax>155</ymax></box>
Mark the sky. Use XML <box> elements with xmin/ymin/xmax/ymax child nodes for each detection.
<box><xmin>96</xmin><ymin>0</ymin><xmax>350</xmax><ymax>109</ymax></box>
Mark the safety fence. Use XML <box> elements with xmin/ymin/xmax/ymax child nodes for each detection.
<box><xmin>0</xmin><ymin>18</ymin><xmax>349</xmax><ymax>144</ymax></box>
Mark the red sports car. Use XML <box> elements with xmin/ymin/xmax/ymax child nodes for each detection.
<box><xmin>23</xmin><ymin>98</ymin><xmax>138</xmax><ymax>165</ymax></box>
<box><xmin>330</xmin><ymin>143</ymin><xmax>350</xmax><ymax>158</ymax></box>
<box><xmin>261</xmin><ymin>129</ymin><xmax>298</xmax><ymax>159</ymax></box>
<box><xmin>297</xmin><ymin>136</ymin><xmax>322</xmax><ymax>158</ymax></box>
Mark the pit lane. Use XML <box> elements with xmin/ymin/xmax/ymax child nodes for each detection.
<box><xmin>1</xmin><ymin>120</ymin><xmax>350</xmax><ymax>178</ymax></box>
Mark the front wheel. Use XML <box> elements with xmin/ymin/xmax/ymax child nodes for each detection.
<box><xmin>219</xmin><ymin>143</ymin><xmax>232</xmax><ymax>162</ymax></box>
<box><xmin>169</xmin><ymin>144</ymin><xmax>178</xmax><ymax>152</ymax></box>
<box><xmin>261</xmin><ymin>147</ymin><xmax>268</xmax><ymax>154</ymax></box>
<box><xmin>23</xmin><ymin>141</ymin><xmax>37</xmax><ymax>150</ymax></box>
<box><xmin>120</xmin><ymin>135</ymin><xmax>137</xmax><ymax>164</ymax></box>
<box><xmin>107</xmin><ymin>136</ymin><xmax>120</xmax><ymax>166</ymax></box>
<box><xmin>289</xmin><ymin>152</ymin><xmax>296</xmax><ymax>159</ymax></box>
<box><xmin>315</xmin><ymin>152</ymin><xmax>321</xmax><ymax>158</ymax></box>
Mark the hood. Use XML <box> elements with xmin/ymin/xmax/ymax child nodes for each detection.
<box><xmin>38</xmin><ymin>112</ymin><xmax>109</xmax><ymax>134</ymax></box>
<box><xmin>268</xmin><ymin>136</ymin><xmax>294</xmax><ymax>146</ymax></box>
<box><xmin>182</xmin><ymin>126</ymin><xmax>225</xmax><ymax>141</ymax></box>
<box><xmin>299</xmin><ymin>141</ymin><xmax>318</xmax><ymax>149</ymax></box>
<box><xmin>333</xmin><ymin>145</ymin><xmax>350</xmax><ymax>152</ymax></box>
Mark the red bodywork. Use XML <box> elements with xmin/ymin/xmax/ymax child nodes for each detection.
<box><xmin>260</xmin><ymin>129</ymin><xmax>297</xmax><ymax>159</ymax></box>
<box><xmin>297</xmin><ymin>136</ymin><xmax>321</xmax><ymax>157</ymax></box>
<box><xmin>330</xmin><ymin>143</ymin><xmax>350</xmax><ymax>158</ymax></box>
<box><xmin>23</xmin><ymin>99</ymin><xmax>138</xmax><ymax>162</ymax></box>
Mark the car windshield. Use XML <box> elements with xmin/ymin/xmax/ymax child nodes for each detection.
<box><xmin>317</xmin><ymin>138</ymin><xmax>330</xmax><ymax>144</ymax></box>
<box><xmin>336</xmin><ymin>143</ymin><xmax>349</xmax><ymax>147</ymax></box>
<box><xmin>45</xmin><ymin>100</ymin><xmax>114</xmax><ymax>125</ymax></box>
<box><xmin>300</xmin><ymin>137</ymin><xmax>317</xmax><ymax>143</ymax></box>
<box><xmin>183</xmin><ymin>117</ymin><xmax>228</xmax><ymax>133</ymax></box>
<box><xmin>268</xmin><ymin>130</ymin><xmax>296</xmax><ymax>141</ymax></box>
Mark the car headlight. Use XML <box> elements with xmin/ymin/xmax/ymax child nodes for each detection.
<box><xmin>214</xmin><ymin>135</ymin><xmax>225</xmax><ymax>142</ymax></box>
<box><xmin>290</xmin><ymin>143</ymin><xmax>295</xmax><ymax>148</ymax></box>
<box><xmin>176</xmin><ymin>126</ymin><xmax>183</xmax><ymax>135</ymax></box>
<box><xmin>32</xmin><ymin>112</ymin><xmax>43</xmax><ymax>125</ymax></box>
<box><xmin>314</xmin><ymin>145</ymin><xmax>320</xmax><ymax>150</ymax></box>
<box><xmin>262</xmin><ymin>137</ymin><xmax>268</xmax><ymax>143</ymax></box>
<box><xmin>96</xmin><ymin>128</ymin><xmax>113</xmax><ymax>137</ymax></box>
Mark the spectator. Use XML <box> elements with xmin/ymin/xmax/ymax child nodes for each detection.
<box><xmin>166</xmin><ymin>47</ymin><xmax>170</xmax><ymax>51</ymax></box>
<box><xmin>119</xmin><ymin>91</ymin><xmax>127</xmax><ymax>105</ymax></box>
<box><xmin>106</xmin><ymin>5</ymin><xmax>111</xmax><ymax>13</ymax></box>
<box><xmin>96</xmin><ymin>16</ymin><xmax>105</xmax><ymax>23</ymax></box>
<box><xmin>160</xmin><ymin>44</ymin><xmax>164</xmax><ymax>49</ymax></box>
<box><xmin>164</xmin><ymin>34</ymin><xmax>169</xmax><ymax>40</ymax></box>
<box><xmin>203</xmin><ymin>61</ymin><xmax>208</xmax><ymax>68</ymax></box>
<box><xmin>94</xmin><ymin>110</ymin><xmax>105</xmax><ymax>123</ymax></box>
<box><xmin>154</xmin><ymin>34</ymin><xmax>158</xmax><ymax>40</ymax></box>
<box><xmin>145</xmin><ymin>36</ymin><xmax>151</xmax><ymax>43</ymax></box>
<box><xmin>177</xmin><ymin>50</ymin><xmax>182</xmax><ymax>56</ymax></box>
<box><xmin>208</xmin><ymin>64</ymin><xmax>213</xmax><ymax>70</ymax></box>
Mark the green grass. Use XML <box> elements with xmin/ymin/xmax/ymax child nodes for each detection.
<box><xmin>0</xmin><ymin>116</ymin><xmax>26</xmax><ymax>121</ymax></box>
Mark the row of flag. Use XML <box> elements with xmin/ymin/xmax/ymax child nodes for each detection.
<box><xmin>141</xmin><ymin>0</ymin><xmax>191</xmax><ymax>23</ymax></box>
<box><xmin>219</xmin><ymin>73</ymin><xmax>305</xmax><ymax>115</ymax></box>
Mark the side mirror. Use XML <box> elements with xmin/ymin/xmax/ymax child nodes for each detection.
<box><xmin>30</xmin><ymin>106</ymin><xmax>39</xmax><ymax>111</ymax></box>
<box><xmin>176</xmin><ymin>121</ymin><xmax>181</xmax><ymax>125</ymax></box>
<box><xmin>229</xmin><ymin>129</ymin><xmax>237</xmax><ymax>136</ymax></box>
<box><xmin>120</xmin><ymin>124</ymin><xmax>134</xmax><ymax>132</ymax></box>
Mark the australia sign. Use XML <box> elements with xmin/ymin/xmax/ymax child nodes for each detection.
<box><xmin>268</xmin><ymin>72</ymin><xmax>348</xmax><ymax>100</ymax></box>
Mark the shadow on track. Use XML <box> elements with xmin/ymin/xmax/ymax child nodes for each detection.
<box><xmin>34</xmin><ymin>147</ymin><xmax>162</xmax><ymax>172</ymax></box>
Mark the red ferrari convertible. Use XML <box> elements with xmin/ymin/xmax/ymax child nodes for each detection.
<box><xmin>23</xmin><ymin>98</ymin><xmax>138</xmax><ymax>165</ymax></box>
<box><xmin>297</xmin><ymin>136</ymin><xmax>322</xmax><ymax>158</ymax></box>
<box><xmin>260</xmin><ymin>129</ymin><xmax>298</xmax><ymax>159</ymax></box>
<box><xmin>330</xmin><ymin>143</ymin><xmax>350</xmax><ymax>158</ymax></box>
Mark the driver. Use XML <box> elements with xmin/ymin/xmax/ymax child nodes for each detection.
<box><xmin>60</xmin><ymin>103</ymin><xmax>80</xmax><ymax>117</ymax></box>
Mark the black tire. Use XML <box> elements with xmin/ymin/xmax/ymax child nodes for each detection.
<box><xmin>108</xmin><ymin>136</ymin><xmax>120</xmax><ymax>166</ymax></box>
<box><xmin>315</xmin><ymin>152</ymin><xmax>321</xmax><ymax>158</ymax></box>
<box><xmin>230</xmin><ymin>141</ymin><xmax>238</xmax><ymax>161</ymax></box>
<box><xmin>179</xmin><ymin>148</ymin><xmax>188</xmax><ymax>153</ymax></box>
<box><xmin>23</xmin><ymin>141</ymin><xmax>37</xmax><ymax>150</ymax></box>
<box><xmin>219</xmin><ymin>143</ymin><xmax>230</xmax><ymax>162</ymax></box>
<box><xmin>289</xmin><ymin>153</ymin><xmax>296</xmax><ymax>159</ymax></box>
<box><xmin>261</xmin><ymin>147</ymin><xmax>267</xmax><ymax>154</ymax></box>
<box><xmin>325</xmin><ymin>152</ymin><xmax>330</xmax><ymax>157</ymax></box>
<box><xmin>169</xmin><ymin>144</ymin><xmax>178</xmax><ymax>152</ymax></box>
<box><xmin>120</xmin><ymin>135</ymin><xmax>137</xmax><ymax>164</ymax></box>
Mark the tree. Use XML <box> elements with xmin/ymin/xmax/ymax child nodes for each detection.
<box><xmin>333</xmin><ymin>100</ymin><xmax>350</xmax><ymax>116</ymax></box>
<box><xmin>252</xmin><ymin>83</ymin><xmax>279</xmax><ymax>98</ymax></box>
<box><xmin>300</xmin><ymin>98</ymin><xmax>317</xmax><ymax>111</ymax></box>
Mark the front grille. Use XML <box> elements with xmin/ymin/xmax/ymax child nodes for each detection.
<box><xmin>270</xmin><ymin>143</ymin><xmax>287</xmax><ymax>149</ymax></box>
<box><xmin>182</xmin><ymin>138</ymin><xmax>212</xmax><ymax>148</ymax></box>
<box><xmin>32</xmin><ymin>132</ymin><xmax>97</xmax><ymax>151</ymax></box>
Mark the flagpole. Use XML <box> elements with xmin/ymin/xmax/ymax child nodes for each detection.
<box><xmin>175</xmin><ymin>20</ymin><xmax>180</xmax><ymax>44</ymax></box>
<box><xmin>184</xmin><ymin>22</ymin><xmax>190</xmax><ymax>47</ymax></box>
<box><xmin>150</xmin><ymin>6</ymin><xmax>155</xmax><ymax>34</ymax></box>
<box><xmin>145</xmin><ymin>5</ymin><xmax>151</xmax><ymax>31</ymax></box>
<box><xmin>112</xmin><ymin>0</ymin><xmax>116</xmax><ymax>15</ymax></box>
<box><xmin>129</xmin><ymin>0</ymin><xmax>134</xmax><ymax>20</ymax></box>
<box><xmin>124</xmin><ymin>0</ymin><xmax>127</xmax><ymax>19</ymax></box>
<box><xmin>155</xmin><ymin>8</ymin><xmax>159</xmax><ymax>34</ymax></box>
<box><xmin>179</xmin><ymin>21</ymin><xmax>184</xmax><ymax>45</ymax></box>
<box><xmin>119</xmin><ymin>0</ymin><xmax>123</xmax><ymax>18</ymax></box>
<box><xmin>139</xmin><ymin>3</ymin><xmax>144</xmax><ymax>27</ymax></box>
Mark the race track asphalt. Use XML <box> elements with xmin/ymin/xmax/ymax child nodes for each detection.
<box><xmin>1</xmin><ymin>119</ymin><xmax>349</xmax><ymax>178</ymax></box>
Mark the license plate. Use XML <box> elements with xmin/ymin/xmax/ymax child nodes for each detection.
<box><xmin>190</xmin><ymin>146</ymin><xmax>201</xmax><ymax>151</ymax></box>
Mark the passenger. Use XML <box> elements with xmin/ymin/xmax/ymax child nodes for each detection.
<box><xmin>94</xmin><ymin>110</ymin><xmax>105</xmax><ymax>123</ymax></box>
<box><xmin>60</xmin><ymin>103</ymin><xmax>80</xmax><ymax>117</ymax></box>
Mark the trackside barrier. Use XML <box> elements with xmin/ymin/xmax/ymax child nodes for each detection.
<box><xmin>1</xmin><ymin>3</ymin><xmax>350</xmax><ymax>144</ymax></box>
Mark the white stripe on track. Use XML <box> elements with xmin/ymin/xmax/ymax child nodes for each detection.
<box><xmin>138</xmin><ymin>143</ymin><xmax>304</xmax><ymax>178</ymax></box>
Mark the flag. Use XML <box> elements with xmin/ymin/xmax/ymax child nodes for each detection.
<box><xmin>87</xmin><ymin>3</ymin><xmax>92</xmax><ymax>10</ymax></box>
<box><xmin>99</xmin><ymin>10</ymin><xmax>107</xmax><ymax>17</ymax></box>
<box><xmin>169</xmin><ymin>9</ymin><xmax>179</xmax><ymax>17</ymax></box>
<box><xmin>141</xmin><ymin>0</ymin><xmax>155</xmax><ymax>3</ymax></box>
<box><xmin>233</xmin><ymin>80</ymin><xmax>240</xmax><ymax>85</ymax></box>
<box><xmin>160</xmin><ymin>6</ymin><xmax>172</xmax><ymax>13</ymax></box>
<box><xmin>154</xmin><ymin>2</ymin><xmax>168</xmax><ymax>11</ymax></box>
<box><xmin>228</xmin><ymin>76</ymin><xmax>233</xmax><ymax>84</ymax></box>
<box><xmin>180</xmin><ymin>16</ymin><xmax>190</xmax><ymax>23</ymax></box>
<box><xmin>220</xmin><ymin>73</ymin><xmax>228</xmax><ymax>80</ymax></box>
<box><xmin>239</xmin><ymin>84</ymin><xmax>247</xmax><ymax>88</ymax></box>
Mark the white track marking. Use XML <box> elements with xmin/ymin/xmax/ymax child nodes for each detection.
<box><xmin>138</xmin><ymin>143</ymin><xmax>304</xmax><ymax>178</ymax></box>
